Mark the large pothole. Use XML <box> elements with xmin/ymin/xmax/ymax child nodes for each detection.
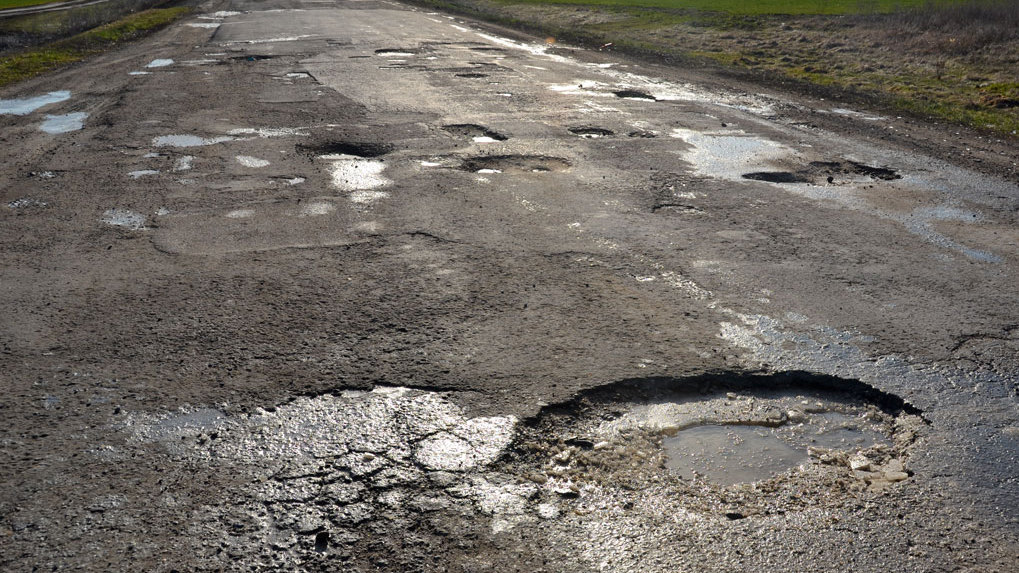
<box><xmin>502</xmin><ymin>373</ymin><xmax>924</xmax><ymax>506</ymax></box>
<box><xmin>117</xmin><ymin>374</ymin><xmax>928</xmax><ymax>568</ymax></box>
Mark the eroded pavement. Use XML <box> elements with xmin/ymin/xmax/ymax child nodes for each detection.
<box><xmin>1</xmin><ymin>0</ymin><xmax>1018</xmax><ymax>571</ymax></box>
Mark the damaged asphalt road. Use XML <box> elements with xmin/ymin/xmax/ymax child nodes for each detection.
<box><xmin>1</xmin><ymin>0</ymin><xmax>1017</xmax><ymax>570</ymax></box>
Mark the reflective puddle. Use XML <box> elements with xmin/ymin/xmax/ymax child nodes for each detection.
<box><xmin>664</xmin><ymin>409</ymin><xmax>890</xmax><ymax>485</ymax></box>
<box><xmin>39</xmin><ymin>112</ymin><xmax>87</xmax><ymax>134</ymax></box>
<box><xmin>0</xmin><ymin>91</ymin><xmax>71</xmax><ymax>115</ymax></box>
<box><xmin>153</xmin><ymin>134</ymin><xmax>235</xmax><ymax>147</ymax></box>
<box><xmin>663</xmin><ymin>425</ymin><xmax>804</xmax><ymax>485</ymax></box>
<box><xmin>671</xmin><ymin>128</ymin><xmax>795</xmax><ymax>181</ymax></box>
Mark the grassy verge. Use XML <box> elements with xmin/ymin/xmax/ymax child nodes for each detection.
<box><xmin>0</xmin><ymin>5</ymin><xmax>189</xmax><ymax>87</ymax></box>
<box><xmin>0</xmin><ymin>0</ymin><xmax>61</xmax><ymax>9</ymax></box>
<box><xmin>493</xmin><ymin>0</ymin><xmax>935</xmax><ymax>15</ymax></box>
<box><xmin>409</xmin><ymin>0</ymin><xmax>1019</xmax><ymax>136</ymax></box>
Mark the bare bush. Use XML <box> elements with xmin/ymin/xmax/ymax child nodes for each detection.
<box><xmin>889</xmin><ymin>0</ymin><xmax>1019</xmax><ymax>54</ymax></box>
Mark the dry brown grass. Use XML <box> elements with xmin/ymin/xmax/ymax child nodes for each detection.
<box><xmin>887</xmin><ymin>0</ymin><xmax>1019</xmax><ymax>54</ymax></box>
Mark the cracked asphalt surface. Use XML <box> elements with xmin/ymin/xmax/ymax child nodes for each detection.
<box><xmin>1</xmin><ymin>0</ymin><xmax>1018</xmax><ymax>570</ymax></box>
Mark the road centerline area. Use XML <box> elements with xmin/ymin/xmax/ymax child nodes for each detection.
<box><xmin>1</xmin><ymin>1</ymin><xmax>1017</xmax><ymax>571</ymax></box>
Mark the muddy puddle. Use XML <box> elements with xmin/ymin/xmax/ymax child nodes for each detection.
<box><xmin>506</xmin><ymin>374</ymin><xmax>922</xmax><ymax>494</ymax></box>
<box><xmin>662</xmin><ymin>408</ymin><xmax>891</xmax><ymax>485</ymax></box>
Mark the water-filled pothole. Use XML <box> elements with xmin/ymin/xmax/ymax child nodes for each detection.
<box><xmin>442</xmin><ymin>124</ymin><xmax>508</xmax><ymax>141</ymax></box>
<box><xmin>663</xmin><ymin>408</ymin><xmax>892</xmax><ymax>485</ymax></box>
<box><xmin>459</xmin><ymin>155</ymin><xmax>570</xmax><ymax>173</ymax></box>
<box><xmin>504</xmin><ymin>374</ymin><xmax>923</xmax><ymax>495</ymax></box>
<box><xmin>568</xmin><ymin>127</ymin><xmax>615</xmax><ymax>138</ymax></box>
<box><xmin>297</xmin><ymin>141</ymin><xmax>393</xmax><ymax>158</ymax></box>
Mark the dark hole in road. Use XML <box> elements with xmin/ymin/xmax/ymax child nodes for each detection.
<box><xmin>460</xmin><ymin>155</ymin><xmax>570</xmax><ymax>173</ymax></box>
<box><xmin>652</xmin><ymin>203</ymin><xmax>703</xmax><ymax>214</ymax></box>
<box><xmin>743</xmin><ymin>172</ymin><xmax>810</xmax><ymax>184</ymax></box>
<box><xmin>375</xmin><ymin>48</ymin><xmax>422</xmax><ymax>55</ymax></box>
<box><xmin>613</xmin><ymin>89</ymin><xmax>656</xmax><ymax>101</ymax></box>
<box><xmin>504</xmin><ymin>372</ymin><xmax>923</xmax><ymax>491</ymax></box>
<box><xmin>314</xmin><ymin>531</ymin><xmax>329</xmax><ymax>552</ymax></box>
<box><xmin>442</xmin><ymin>124</ymin><xmax>508</xmax><ymax>141</ymax></box>
<box><xmin>628</xmin><ymin>130</ymin><xmax>657</xmax><ymax>138</ymax></box>
<box><xmin>847</xmin><ymin>161</ymin><xmax>901</xmax><ymax>181</ymax></box>
<box><xmin>455</xmin><ymin>73</ymin><xmax>488</xmax><ymax>78</ymax></box>
<box><xmin>297</xmin><ymin>141</ymin><xmax>394</xmax><ymax>158</ymax></box>
<box><xmin>569</xmin><ymin>127</ymin><xmax>615</xmax><ymax>138</ymax></box>
<box><xmin>470</xmin><ymin>46</ymin><xmax>506</xmax><ymax>52</ymax></box>
<box><xmin>231</xmin><ymin>55</ymin><xmax>274</xmax><ymax>62</ymax></box>
<box><xmin>743</xmin><ymin>161</ymin><xmax>902</xmax><ymax>185</ymax></box>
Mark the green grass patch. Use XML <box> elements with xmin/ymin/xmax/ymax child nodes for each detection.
<box><xmin>0</xmin><ymin>6</ymin><xmax>189</xmax><ymax>87</ymax></box>
<box><xmin>492</xmin><ymin>0</ymin><xmax>942</xmax><ymax>16</ymax></box>
<box><xmin>0</xmin><ymin>0</ymin><xmax>62</xmax><ymax>10</ymax></box>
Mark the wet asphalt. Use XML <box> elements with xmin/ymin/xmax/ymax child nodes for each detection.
<box><xmin>1</xmin><ymin>0</ymin><xmax>1017</xmax><ymax>570</ymax></box>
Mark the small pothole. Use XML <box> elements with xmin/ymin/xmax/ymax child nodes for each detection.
<box><xmin>442</xmin><ymin>124</ymin><xmax>508</xmax><ymax>141</ymax></box>
<box><xmin>742</xmin><ymin>172</ymin><xmax>810</xmax><ymax>184</ymax></box>
<box><xmin>230</xmin><ymin>55</ymin><xmax>274</xmax><ymax>62</ymax></box>
<box><xmin>613</xmin><ymin>89</ymin><xmax>656</xmax><ymax>101</ymax></box>
<box><xmin>375</xmin><ymin>48</ymin><xmax>422</xmax><ymax>55</ymax></box>
<box><xmin>455</xmin><ymin>72</ymin><xmax>488</xmax><ymax>78</ymax></box>
<box><xmin>459</xmin><ymin>155</ymin><xmax>571</xmax><ymax>173</ymax></box>
<box><xmin>742</xmin><ymin>160</ymin><xmax>902</xmax><ymax>185</ymax></box>
<box><xmin>296</xmin><ymin>141</ymin><xmax>393</xmax><ymax>158</ymax></box>
<box><xmin>313</xmin><ymin>531</ymin><xmax>329</xmax><ymax>553</ymax></box>
<box><xmin>568</xmin><ymin>127</ymin><xmax>615</xmax><ymax>138</ymax></box>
